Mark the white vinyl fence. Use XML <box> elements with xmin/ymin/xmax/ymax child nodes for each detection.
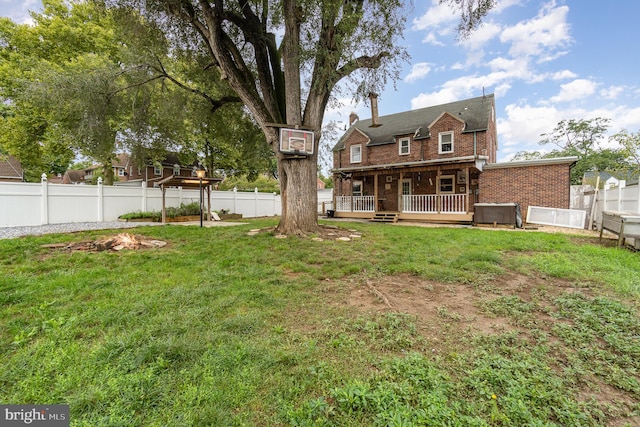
<box><xmin>0</xmin><ymin>175</ymin><xmax>282</xmax><ymax>227</ymax></box>
<box><xmin>571</xmin><ymin>181</ymin><xmax>640</xmax><ymax>230</ymax></box>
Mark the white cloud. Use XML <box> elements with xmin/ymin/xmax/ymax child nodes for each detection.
<box><xmin>500</xmin><ymin>2</ymin><xmax>572</xmax><ymax>60</ymax></box>
<box><xmin>549</xmin><ymin>78</ymin><xmax>597</xmax><ymax>103</ymax></box>
<box><xmin>497</xmin><ymin>103</ymin><xmax>564</xmax><ymax>159</ymax></box>
<box><xmin>550</xmin><ymin>70</ymin><xmax>578</xmax><ymax>80</ymax></box>
<box><xmin>404</xmin><ymin>63</ymin><xmax>433</xmax><ymax>83</ymax></box>
<box><xmin>611</xmin><ymin>106</ymin><xmax>640</xmax><ymax>132</ymax></box>
<box><xmin>459</xmin><ymin>21</ymin><xmax>502</xmax><ymax>50</ymax></box>
<box><xmin>412</xmin><ymin>0</ymin><xmax>457</xmax><ymax>31</ymax></box>
<box><xmin>411</xmin><ymin>88</ymin><xmax>461</xmax><ymax>109</ymax></box>
<box><xmin>421</xmin><ymin>32</ymin><xmax>445</xmax><ymax>46</ymax></box>
<box><xmin>494</xmin><ymin>0</ymin><xmax>524</xmax><ymax>13</ymax></box>
<box><xmin>496</xmin><ymin>101</ymin><xmax>640</xmax><ymax>161</ymax></box>
<box><xmin>494</xmin><ymin>83</ymin><xmax>512</xmax><ymax>98</ymax></box>
<box><xmin>0</xmin><ymin>0</ymin><xmax>41</xmax><ymax>24</ymax></box>
<box><xmin>412</xmin><ymin>0</ymin><xmax>458</xmax><ymax>45</ymax></box>
<box><xmin>487</xmin><ymin>56</ymin><xmax>530</xmax><ymax>78</ymax></box>
<box><xmin>600</xmin><ymin>85</ymin><xmax>625</xmax><ymax>100</ymax></box>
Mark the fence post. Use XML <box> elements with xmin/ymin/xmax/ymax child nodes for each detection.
<box><xmin>255</xmin><ymin>187</ymin><xmax>258</xmax><ymax>218</ymax></box>
<box><xmin>141</xmin><ymin>181</ymin><xmax>147</xmax><ymax>212</ymax></box>
<box><xmin>97</xmin><ymin>177</ymin><xmax>104</xmax><ymax>222</ymax></box>
<box><xmin>274</xmin><ymin>192</ymin><xmax>277</xmax><ymax>216</ymax></box>
<box><xmin>233</xmin><ymin>187</ymin><xmax>237</xmax><ymax>214</ymax></box>
<box><xmin>41</xmin><ymin>173</ymin><xmax>49</xmax><ymax>225</ymax></box>
<box><xmin>618</xmin><ymin>180</ymin><xmax>625</xmax><ymax>212</ymax></box>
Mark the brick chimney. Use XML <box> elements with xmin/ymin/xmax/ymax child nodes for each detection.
<box><xmin>369</xmin><ymin>92</ymin><xmax>381</xmax><ymax>127</ymax></box>
<box><xmin>349</xmin><ymin>112</ymin><xmax>359</xmax><ymax>126</ymax></box>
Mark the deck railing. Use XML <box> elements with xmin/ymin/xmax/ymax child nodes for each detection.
<box><xmin>335</xmin><ymin>194</ymin><xmax>467</xmax><ymax>214</ymax></box>
<box><xmin>335</xmin><ymin>195</ymin><xmax>375</xmax><ymax>212</ymax></box>
<box><xmin>402</xmin><ymin>194</ymin><xmax>467</xmax><ymax>214</ymax></box>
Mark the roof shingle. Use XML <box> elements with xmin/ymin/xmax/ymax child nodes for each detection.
<box><xmin>333</xmin><ymin>93</ymin><xmax>495</xmax><ymax>151</ymax></box>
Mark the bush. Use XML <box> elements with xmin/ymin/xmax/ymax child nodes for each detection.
<box><xmin>165</xmin><ymin>202</ymin><xmax>201</xmax><ymax>218</ymax></box>
<box><xmin>119</xmin><ymin>202</ymin><xmax>201</xmax><ymax>220</ymax></box>
<box><xmin>118</xmin><ymin>211</ymin><xmax>161</xmax><ymax>221</ymax></box>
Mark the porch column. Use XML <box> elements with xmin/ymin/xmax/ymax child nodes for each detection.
<box><xmin>465</xmin><ymin>167</ymin><xmax>470</xmax><ymax>213</ymax></box>
<box><xmin>436</xmin><ymin>167</ymin><xmax>441</xmax><ymax>213</ymax></box>
<box><xmin>399</xmin><ymin>171</ymin><xmax>404</xmax><ymax>212</ymax></box>
<box><xmin>374</xmin><ymin>173</ymin><xmax>379</xmax><ymax>212</ymax></box>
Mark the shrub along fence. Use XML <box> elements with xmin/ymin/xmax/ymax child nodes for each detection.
<box><xmin>0</xmin><ymin>175</ymin><xmax>283</xmax><ymax>227</ymax></box>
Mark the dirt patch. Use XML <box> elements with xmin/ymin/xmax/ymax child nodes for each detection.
<box><xmin>347</xmin><ymin>272</ymin><xmax>604</xmax><ymax>347</ymax></box>
<box><xmin>248</xmin><ymin>224</ymin><xmax>362</xmax><ymax>241</ymax></box>
<box><xmin>41</xmin><ymin>233</ymin><xmax>167</xmax><ymax>252</ymax></box>
<box><xmin>342</xmin><ymin>271</ymin><xmax>638</xmax><ymax>422</ymax></box>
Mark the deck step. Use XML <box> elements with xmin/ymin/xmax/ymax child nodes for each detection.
<box><xmin>370</xmin><ymin>212</ymin><xmax>399</xmax><ymax>223</ymax></box>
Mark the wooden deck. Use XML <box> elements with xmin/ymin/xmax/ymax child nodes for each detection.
<box><xmin>334</xmin><ymin>211</ymin><xmax>474</xmax><ymax>224</ymax></box>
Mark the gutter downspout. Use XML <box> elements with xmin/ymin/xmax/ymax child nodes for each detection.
<box><xmin>473</xmin><ymin>131</ymin><xmax>477</xmax><ymax>157</ymax></box>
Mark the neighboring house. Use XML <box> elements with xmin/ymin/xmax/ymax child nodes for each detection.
<box><xmin>317</xmin><ymin>177</ymin><xmax>326</xmax><ymax>190</ymax></box>
<box><xmin>82</xmin><ymin>153</ymin><xmax>198</xmax><ymax>186</ymax></box>
<box><xmin>126</xmin><ymin>152</ymin><xmax>199</xmax><ymax>187</ymax></box>
<box><xmin>62</xmin><ymin>169</ymin><xmax>88</xmax><ymax>185</ymax></box>
<box><xmin>332</xmin><ymin>93</ymin><xmax>576</xmax><ymax>223</ymax></box>
<box><xmin>583</xmin><ymin>170</ymin><xmax>638</xmax><ymax>188</ymax></box>
<box><xmin>0</xmin><ymin>155</ymin><xmax>24</xmax><ymax>182</ymax></box>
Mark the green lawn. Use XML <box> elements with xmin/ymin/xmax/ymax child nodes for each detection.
<box><xmin>1</xmin><ymin>219</ymin><xmax>639</xmax><ymax>426</ymax></box>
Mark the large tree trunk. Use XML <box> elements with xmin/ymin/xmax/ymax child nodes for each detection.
<box><xmin>274</xmin><ymin>151</ymin><xmax>320</xmax><ymax>235</ymax></box>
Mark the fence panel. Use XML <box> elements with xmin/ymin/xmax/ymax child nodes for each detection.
<box><xmin>573</xmin><ymin>181</ymin><xmax>640</xmax><ymax>230</ymax></box>
<box><xmin>0</xmin><ymin>180</ymin><xmax>283</xmax><ymax>227</ymax></box>
<box><xmin>47</xmin><ymin>184</ymin><xmax>100</xmax><ymax>223</ymax></box>
<box><xmin>0</xmin><ymin>182</ymin><xmax>42</xmax><ymax>227</ymax></box>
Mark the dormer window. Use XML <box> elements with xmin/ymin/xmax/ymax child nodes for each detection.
<box><xmin>439</xmin><ymin>132</ymin><xmax>454</xmax><ymax>154</ymax></box>
<box><xmin>399</xmin><ymin>137</ymin><xmax>410</xmax><ymax>156</ymax></box>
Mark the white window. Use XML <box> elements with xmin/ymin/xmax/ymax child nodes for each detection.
<box><xmin>352</xmin><ymin>180</ymin><xmax>363</xmax><ymax>196</ymax></box>
<box><xmin>350</xmin><ymin>144</ymin><xmax>362</xmax><ymax>163</ymax></box>
<box><xmin>438</xmin><ymin>175</ymin><xmax>455</xmax><ymax>193</ymax></box>
<box><xmin>118</xmin><ymin>168</ymin><xmax>125</xmax><ymax>177</ymax></box>
<box><xmin>173</xmin><ymin>164</ymin><xmax>180</xmax><ymax>175</ymax></box>
<box><xmin>154</xmin><ymin>165</ymin><xmax>162</xmax><ymax>176</ymax></box>
<box><xmin>439</xmin><ymin>132</ymin><xmax>454</xmax><ymax>154</ymax></box>
<box><xmin>399</xmin><ymin>137</ymin><xmax>410</xmax><ymax>155</ymax></box>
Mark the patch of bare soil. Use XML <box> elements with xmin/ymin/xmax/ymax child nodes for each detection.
<box><xmin>41</xmin><ymin>233</ymin><xmax>167</xmax><ymax>252</ymax></box>
<box><xmin>345</xmin><ymin>272</ymin><xmax>638</xmax><ymax>425</ymax></box>
<box><xmin>248</xmin><ymin>225</ymin><xmax>362</xmax><ymax>241</ymax></box>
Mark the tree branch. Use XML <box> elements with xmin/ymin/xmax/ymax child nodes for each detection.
<box><xmin>150</xmin><ymin>57</ymin><xmax>241</xmax><ymax>112</ymax></box>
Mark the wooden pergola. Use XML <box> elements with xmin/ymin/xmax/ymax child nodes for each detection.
<box><xmin>157</xmin><ymin>175</ymin><xmax>222</xmax><ymax>223</ymax></box>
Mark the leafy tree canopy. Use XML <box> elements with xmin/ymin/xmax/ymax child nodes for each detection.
<box><xmin>513</xmin><ymin>118</ymin><xmax>632</xmax><ymax>185</ymax></box>
<box><xmin>104</xmin><ymin>0</ymin><xmax>496</xmax><ymax>233</ymax></box>
<box><xmin>1</xmin><ymin>0</ymin><xmax>271</xmax><ymax>183</ymax></box>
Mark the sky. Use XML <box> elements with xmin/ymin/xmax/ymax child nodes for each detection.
<box><xmin>3</xmin><ymin>0</ymin><xmax>640</xmax><ymax>162</ymax></box>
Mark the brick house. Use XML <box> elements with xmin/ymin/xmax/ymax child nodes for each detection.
<box><xmin>124</xmin><ymin>152</ymin><xmax>200</xmax><ymax>187</ymax></box>
<box><xmin>81</xmin><ymin>153</ymin><xmax>199</xmax><ymax>186</ymax></box>
<box><xmin>332</xmin><ymin>93</ymin><xmax>576</xmax><ymax>223</ymax></box>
